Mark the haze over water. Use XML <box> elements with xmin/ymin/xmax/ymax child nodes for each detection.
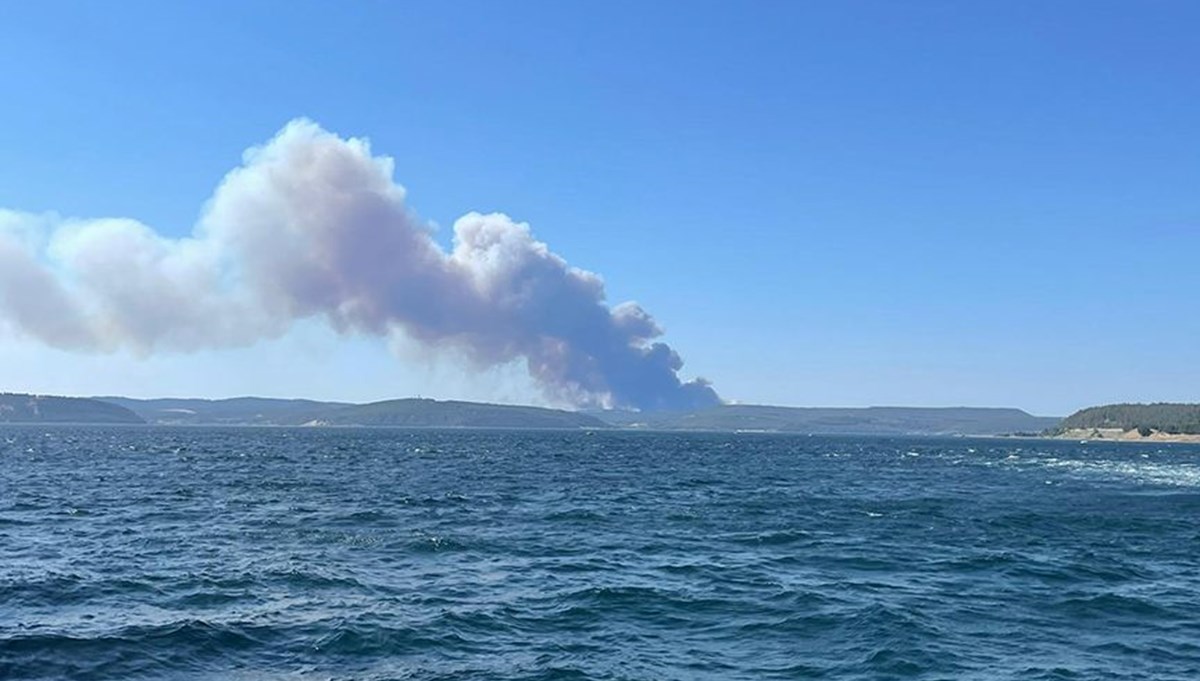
<box><xmin>4</xmin><ymin>427</ymin><xmax>1199</xmax><ymax>680</ymax></box>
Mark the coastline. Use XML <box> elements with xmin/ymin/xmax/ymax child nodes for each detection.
<box><xmin>1052</xmin><ymin>428</ymin><xmax>1200</xmax><ymax>444</ymax></box>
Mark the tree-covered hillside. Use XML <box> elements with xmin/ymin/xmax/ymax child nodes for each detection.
<box><xmin>0</xmin><ymin>393</ymin><xmax>144</xmax><ymax>424</ymax></box>
<box><xmin>98</xmin><ymin>396</ymin><xmax>349</xmax><ymax>425</ymax></box>
<box><xmin>300</xmin><ymin>399</ymin><xmax>609</xmax><ymax>429</ymax></box>
<box><xmin>594</xmin><ymin>405</ymin><xmax>1059</xmax><ymax>435</ymax></box>
<box><xmin>99</xmin><ymin>396</ymin><xmax>608</xmax><ymax>428</ymax></box>
<box><xmin>1054</xmin><ymin>403</ymin><xmax>1200</xmax><ymax>435</ymax></box>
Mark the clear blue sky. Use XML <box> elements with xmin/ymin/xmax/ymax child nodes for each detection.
<box><xmin>1</xmin><ymin>1</ymin><xmax>1197</xmax><ymax>415</ymax></box>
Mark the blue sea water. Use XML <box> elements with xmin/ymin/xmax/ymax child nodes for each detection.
<box><xmin>2</xmin><ymin>427</ymin><xmax>1200</xmax><ymax>680</ymax></box>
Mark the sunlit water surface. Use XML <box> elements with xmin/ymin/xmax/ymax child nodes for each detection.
<box><xmin>3</xmin><ymin>427</ymin><xmax>1199</xmax><ymax>680</ymax></box>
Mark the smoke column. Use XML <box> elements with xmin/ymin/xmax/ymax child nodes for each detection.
<box><xmin>0</xmin><ymin>120</ymin><xmax>720</xmax><ymax>411</ymax></box>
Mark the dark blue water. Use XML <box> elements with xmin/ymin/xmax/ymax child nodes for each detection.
<box><xmin>3</xmin><ymin>427</ymin><xmax>1200</xmax><ymax>680</ymax></box>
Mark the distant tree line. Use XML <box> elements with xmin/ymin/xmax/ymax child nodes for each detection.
<box><xmin>1054</xmin><ymin>403</ymin><xmax>1200</xmax><ymax>435</ymax></box>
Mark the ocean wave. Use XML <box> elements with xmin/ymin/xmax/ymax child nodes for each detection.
<box><xmin>4</xmin><ymin>428</ymin><xmax>1200</xmax><ymax>679</ymax></box>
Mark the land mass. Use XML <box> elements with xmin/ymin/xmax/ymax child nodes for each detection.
<box><xmin>73</xmin><ymin>395</ymin><xmax>1060</xmax><ymax>434</ymax></box>
<box><xmin>593</xmin><ymin>404</ymin><xmax>1058</xmax><ymax>436</ymax></box>
<box><xmin>97</xmin><ymin>396</ymin><xmax>352</xmax><ymax>426</ymax></box>
<box><xmin>8</xmin><ymin>393</ymin><xmax>1197</xmax><ymax>442</ymax></box>
<box><xmin>98</xmin><ymin>396</ymin><xmax>607</xmax><ymax>429</ymax></box>
<box><xmin>0</xmin><ymin>393</ymin><xmax>143</xmax><ymax>424</ymax></box>
<box><xmin>292</xmin><ymin>398</ymin><xmax>608</xmax><ymax>429</ymax></box>
<box><xmin>1048</xmin><ymin>403</ymin><xmax>1200</xmax><ymax>443</ymax></box>
<box><xmin>0</xmin><ymin>392</ymin><xmax>1083</xmax><ymax>436</ymax></box>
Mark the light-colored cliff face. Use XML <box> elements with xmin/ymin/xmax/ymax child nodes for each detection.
<box><xmin>1057</xmin><ymin>428</ymin><xmax>1200</xmax><ymax>443</ymax></box>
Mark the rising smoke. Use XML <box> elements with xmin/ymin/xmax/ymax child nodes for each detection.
<box><xmin>0</xmin><ymin>120</ymin><xmax>720</xmax><ymax>411</ymax></box>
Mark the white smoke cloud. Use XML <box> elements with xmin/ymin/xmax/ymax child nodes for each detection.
<box><xmin>0</xmin><ymin>119</ymin><xmax>720</xmax><ymax>410</ymax></box>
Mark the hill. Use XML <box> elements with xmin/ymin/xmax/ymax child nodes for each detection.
<box><xmin>95</xmin><ymin>396</ymin><xmax>608</xmax><ymax>429</ymax></box>
<box><xmin>297</xmin><ymin>398</ymin><xmax>609</xmax><ymax>429</ymax></box>
<box><xmin>1052</xmin><ymin>403</ymin><xmax>1200</xmax><ymax>437</ymax></box>
<box><xmin>594</xmin><ymin>405</ymin><xmax>1059</xmax><ymax>436</ymax></box>
<box><xmin>98</xmin><ymin>396</ymin><xmax>349</xmax><ymax>425</ymax></box>
<box><xmin>0</xmin><ymin>393</ymin><xmax>144</xmax><ymax>424</ymax></box>
<box><xmin>21</xmin><ymin>393</ymin><xmax>1061</xmax><ymax>434</ymax></box>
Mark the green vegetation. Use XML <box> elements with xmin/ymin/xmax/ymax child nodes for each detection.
<box><xmin>8</xmin><ymin>392</ymin><xmax>1065</xmax><ymax>434</ymax></box>
<box><xmin>99</xmin><ymin>396</ymin><xmax>607</xmax><ymax>429</ymax></box>
<box><xmin>99</xmin><ymin>396</ymin><xmax>350</xmax><ymax>425</ymax></box>
<box><xmin>594</xmin><ymin>405</ymin><xmax>1060</xmax><ymax>436</ymax></box>
<box><xmin>305</xmin><ymin>399</ymin><xmax>608</xmax><ymax>429</ymax></box>
<box><xmin>0</xmin><ymin>393</ymin><xmax>144</xmax><ymax>424</ymax></box>
<box><xmin>1053</xmin><ymin>403</ymin><xmax>1200</xmax><ymax>435</ymax></box>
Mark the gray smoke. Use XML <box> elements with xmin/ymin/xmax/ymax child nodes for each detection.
<box><xmin>0</xmin><ymin>119</ymin><xmax>720</xmax><ymax>411</ymax></box>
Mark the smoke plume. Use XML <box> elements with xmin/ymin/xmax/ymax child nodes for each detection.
<box><xmin>0</xmin><ymin>120</ymin><xmax>720</xmax><ymax>411</ymax></box>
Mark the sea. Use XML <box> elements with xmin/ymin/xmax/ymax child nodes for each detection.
<box><xmin>3</xmin><ymin>427</ymin><xmax>1199</xmax><ymax>680</ymax></box>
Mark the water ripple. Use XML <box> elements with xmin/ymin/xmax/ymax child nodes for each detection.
<box><xmin>2</xmin><ymin>427</ymin><xmax>1199</xmax><ymax>679</ymax></box>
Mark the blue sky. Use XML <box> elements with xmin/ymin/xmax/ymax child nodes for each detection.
<box><xmin>1</xmin><ymin>1</ymin><xmax>1196</xmax><ymax>415</ymax></box>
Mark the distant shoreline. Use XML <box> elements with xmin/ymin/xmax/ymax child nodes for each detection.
<box><xmin>5</xmin><ymin>421</ymin><xmax>1200</xmax><ymax>443</ymax></box>
<box><xmin>1050</xmin><ymin>428</ymin><xmax>1200</xmax><ymax>444</ymax></box>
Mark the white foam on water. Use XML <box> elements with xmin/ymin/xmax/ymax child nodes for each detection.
<box><xmin>1037</xmin><ymin>457</ymin><xmax>1200</xmax><ymax>488</ymax></box>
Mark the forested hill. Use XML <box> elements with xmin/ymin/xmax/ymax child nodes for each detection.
<box><xmin>1053</xmin><ymin>403</ymin><xmax>1200</xmax><ymax>435</ymax></box>
<box><xmin>99</xmin><ymin>396</ymin><xmax>349</xmax><ymax>425</ymax></box>
<box><xmin>0</xmin><ymin>393</ymin><xmax>144</xmax><ymax>424</ymax></box>
<box><xmin>594</xmin><ymin>405</ymin><xmax>1059</xmax><ymax>436</ymax></box>
<box><xmin>96</xmin><ymin>396</ymin><xmax>608</xmax><ymax>429</ymax></box>
<box><xmin>303</xmin><ymin>399</ymin><xmax>609</xmax><ymax>429</ymax></box>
